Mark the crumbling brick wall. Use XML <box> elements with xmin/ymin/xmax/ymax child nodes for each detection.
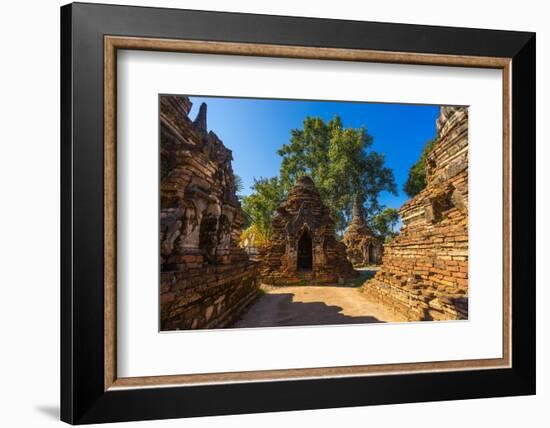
<box><xmin>159</xmin><ymin>95</ymin><xmax>259</xmax><ymax>330</ymax></box>
<box><xmin>363</xmin><ymin>107</ymin><xmax>468</xmax><ymax>321</ymax></box>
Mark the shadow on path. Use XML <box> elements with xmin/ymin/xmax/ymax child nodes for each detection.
<box><xmin>233</xmin><ymin>293</ymin><xmax>384</xmax><ymax>328</ymax></box>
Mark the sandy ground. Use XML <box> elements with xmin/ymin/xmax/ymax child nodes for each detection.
<box><xmin>233</xmin><ymin>281</ymin><xmax>404</xmax><ymax>328</ymax></box>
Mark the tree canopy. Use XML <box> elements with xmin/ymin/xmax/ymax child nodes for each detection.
<box><xmin>403</xmin><ymin>138</ymin><xmax>438</xmax><ymax>198</ymax></box>
<box><xmin>240</xmin><ymin>115</ymin><xmax>397</xmax><ymax>237</ymax></box>
<box><xmin>240</xmin><ymin>177</ymin><xmax>286</xmax><ymax>238</ymax></box>
<box><xmin>370</xmin><ymin>207</ymin><xmax>400</xmax><ymax>242</ymax></box>
<box><xmin>275</xmin><ymin>115</ymin><xmax>396</xmax><ymax>231</ymax></box>
<box><xmin>239</xmin><ymin>223</ymin><xmax>270</xmax><ymax>249</ymax></box>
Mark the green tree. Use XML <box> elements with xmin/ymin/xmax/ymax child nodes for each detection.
<box><xmin>403</xmin><ymin>138</ymin><xmax>438</xmax><ymax>198</ymax></box>
<box><xmin>233</xmin><ymin>174</ymin><xmax>244</xmax><ymax>194</ymax></box>
<box><xmin>370</xmin><ymin>207</ymin><xmax>400</xmax><ymax>241</ymax></box>
<box><xmin>277</xmin><ymin>115</ymin><xmax>396</xmax><ymax>231</ymax></box>
<box><xmin>240</xmin><ymin>177</ymin><xmax>286</xmax><ymax>238</ymax></box>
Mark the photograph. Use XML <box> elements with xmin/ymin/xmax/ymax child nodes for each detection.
<box><xmin>159</xmin><ymin>95</ymin><xmax>469</xmax><ymax>331</ymax></box>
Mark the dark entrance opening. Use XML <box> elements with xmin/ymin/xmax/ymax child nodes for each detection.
<box><xmin>297</xmin><ymin>229</ymin><xmax>313</xmax><ymax>271</ymax></box>
<box><xmin>368</xmin><ymin>244</ymin><xmax>374</xmax><ymax>265</ymax></box>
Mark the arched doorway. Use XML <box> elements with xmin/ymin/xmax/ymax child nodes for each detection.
<box><xmin>297</xmin><ymin>229</ymin><xmax>313</xmax><ymax>271</ymax></box>
<box><xmin>368</xmin><ymin>243</ymin><xmax>374</xmax><ymax>265</ymax></box>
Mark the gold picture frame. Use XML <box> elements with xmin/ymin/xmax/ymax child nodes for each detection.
<box><xmin>104</xmin><ymin>36</ymin><xmax>512</xmax><ymax>391</ymax></box>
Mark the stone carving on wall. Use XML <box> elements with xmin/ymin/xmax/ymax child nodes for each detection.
<box><xmin>362</xmin><ymin>106</ymin><xmax>469</xmax><ymax>321</ymax></box>
<box><xmin>261</xmin><ymin>176</ymin><xmax>358</xmax><ymax>285</ymax></box>
<box><xmin>159</xmin><ymin>95</ymin><xmax>258</xmax><ymax>330</ymax></box>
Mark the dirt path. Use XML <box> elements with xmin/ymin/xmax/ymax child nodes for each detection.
<box><xmin>233</xmin><ymin>284</ymin><xmax>404</xmax><ymax>328</ymax></box>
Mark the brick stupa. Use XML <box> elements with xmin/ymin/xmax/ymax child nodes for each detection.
<box><xmin>342</xmin><ymin>196</ymin><xmax>384</xmax><ymax>266</ymax></box>
<box><xmin>159</xmin><ymin>95</ymin><xmax>259</xmax><ymax>330</ymax></box>
<box><xmin>261</xmin><ymin>176</ymin><xmax>358</xmax><ymax>285</ymax></box>
<box><xmin>362</xmin><ymin>107</ymin><xmax>469</xmax><ymax>321</ymax></box>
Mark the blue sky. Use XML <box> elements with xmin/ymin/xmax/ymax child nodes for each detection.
<box><xmin>188</xmin><ymin>95</ymin><xmax>439</xmax><ymax>210</ymax></box>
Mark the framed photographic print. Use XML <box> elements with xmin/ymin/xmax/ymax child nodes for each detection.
<box><xmin>60</xmin><ymin>2</ymin><xmax>536</xmax><ymax>424</ymax></box>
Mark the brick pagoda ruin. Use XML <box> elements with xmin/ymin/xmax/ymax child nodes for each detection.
<box><xmin>342</xmin><ymin>196</ymin><xmax>384</xmax><ymax>266</ymax></box>
<box><xmin>261</xmin><ymin>176</ymin><xmax>358</xmax><ymax>285</ymax></box>
<box><xmin>159</xmin><ymin>95</ymin><xmax>259</xmax><ymax>330</ymax></box>
<box><xmin>363</xmin><ymin>106</ymin><xmax>469</xmax><ymax>321</ymax></box>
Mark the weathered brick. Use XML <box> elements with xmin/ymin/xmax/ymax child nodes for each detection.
<box><xmin>362</xmin><ymin>107</ymin><xmax>469</xmax><ymax>321</ymax></box>
<box><xmin>159</xmin><ymin>95</ymin><xmax>260</xmax><ymax>331</ymax></box>
<box><xmin>260</xmin><ymin>176</ymin><xmax>357</xmax><ymax>285</ymax></box>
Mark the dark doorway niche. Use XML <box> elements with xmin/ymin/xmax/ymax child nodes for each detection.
<box><xmin>297</xmin><ymin>229</ymin><xmax>313</xmax><ymax>271</ymax></box>
<box><xmin>368</xmin><ymin>244</ymin><xmax>374</xmax><ymax>265</ymax></box>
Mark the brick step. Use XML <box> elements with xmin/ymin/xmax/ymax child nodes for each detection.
<box><xmin>296</xmin><ymin>270</ymin><xmax>314</xmax><ymax>281</ymax></box>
